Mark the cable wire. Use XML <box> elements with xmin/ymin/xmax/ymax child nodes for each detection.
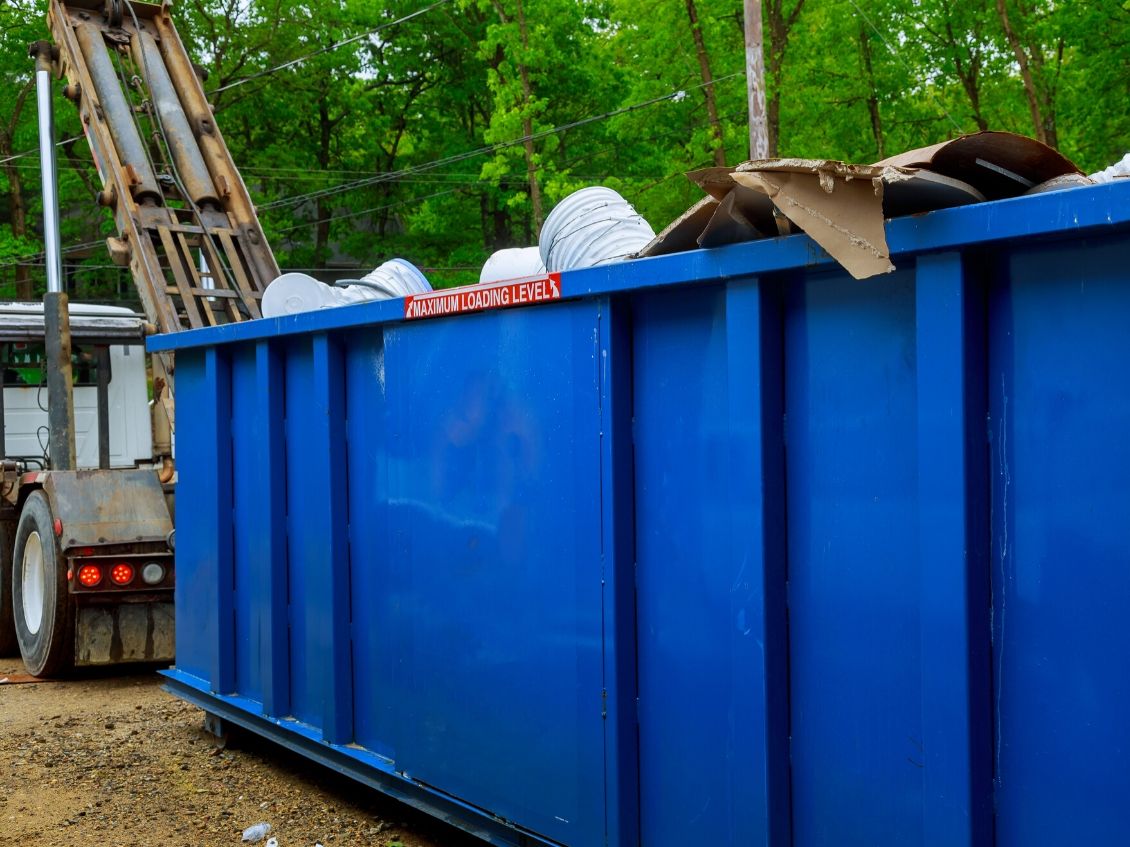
<box><xmin>845</xmin><ymin>0</ymin><xmax>963</xmax><ymax>133</ymax></box>
<box><xmin>1</xmin><ymin>62</ymin><xmax>746</xmax><ymax>273</ymax></box>
<box><xmin>211</xmin><ymin>0</ymin><xmax>453</xmax><ymax>95</ymax></box>
<box><xmin>0</xmin><ymin>72</ymin><xmax>747</xmax><ymax>272</ymax></box>
<box><xmin>0</xmin><ymin>0</ymin><xmax>451</xmax><ymax>165</ymax></box>
<box><xmin>0</xmin><ymin>134</ymin><xmax>84</xmax><ymax>167</ymax></box>
<box><xmin>260</xmin><ymin>70</ymin><xmax>746</xmax><ymax>212</ymax></box>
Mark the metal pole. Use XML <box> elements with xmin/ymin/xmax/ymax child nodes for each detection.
<box><xmin>744</xmin><ymin>0</ymin><xmax>770</xmax><ymax>159</ymax></box>
<box><xmin>30</xmin><ymin>41</ymin><xmax>77</xmax><ymax>471</ymax></box>
<box><xmin>31</xmin><ymin>42</ymin><xmax>63</xmax><ymax>295</ymax></box>
<box><xmin>0</xmin><ymin>363</ymin><xmax>6</xmax><ymax>462</ymax></box>
<box><xmin>96</xmin><ymin>346</ymin><xmax>111</xmax><ymax>470</ymax></box>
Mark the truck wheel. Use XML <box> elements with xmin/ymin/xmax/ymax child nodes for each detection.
<box><xmin>12</xmin><ymin>492</ymin><xmax>73</xmax><ymax>677</ymax></box>
<box><xmin>0</xmin><ymin>521</ymin><xmax>17</xmax><ymax>657</ymax></box>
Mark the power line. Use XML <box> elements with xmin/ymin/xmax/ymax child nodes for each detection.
<box><xmin>260</xmin><ymin>70</ymin><xmax>747</xmax><ymax>212</ymax></box>
<box><xmin>0</xmin><ymin>134</ymin><xmax>84</xmax><ymax>167</ymax></box>
<box><xmin>211</xmin><ymin>0</ymin><xmax>453</xmax><ymax>95</ymax></box>
<box><xmin>274</xmin><ymin>187</ymin><xmax>463</xmax><ymax>234</ymax></box>
<box><xmin>845</xmin><ymin>0</ymin><xmax>963</xmax><ymax>134</ymax></box>
<box><xmin>0</xmin><ymin>0</ymin><xmax>449</xmax><ymax>168</ymax></box>
<box><xmin>0</xmin><ymin>73</ymin><xmax>747</xmax><ymax>273</ymax></box>
<box><xmin>0</xmin><ymin>239</ymin><xmax>106</xmax><ymax>269</ymax></box>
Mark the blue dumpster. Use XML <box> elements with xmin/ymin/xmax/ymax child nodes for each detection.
<box><xmin>154</xmin><ymin>179</ymin><xmax>1130</xmax><ymax>847</ymax></box>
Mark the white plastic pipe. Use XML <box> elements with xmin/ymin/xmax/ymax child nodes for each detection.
<box><xmin>261</xmin><ymin>259</ymin><xmax>431</xmax><ymax>318</ymax></box>
<box><xmin>539</xmin><ymin>187</ymin><xmax>655</xmax><ymax>273</ymax></box>
<box><xmin>479</xmin><ymin>247</ymin><xmax>546</xmax><ymax>283</ymax></box>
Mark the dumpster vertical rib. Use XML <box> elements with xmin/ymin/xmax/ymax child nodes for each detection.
<box><xmin>312</xmin><ymin>333</ymin><xmax>353</xmax><ymax>744</ymax></box>
<box><xmin>724</xmin><ymin>278</ymin><xmax>790</xmax><ymax>846</ymax></box>
<box><xmin>915</xmin><ymin>252</ymin><xmax>992</xmax><ymax>847</ymax></box>
<box><xmin>597</xmin><ymin>299</ymin><xmax>639</xmax><ymax>847</ymax></box>
<box><xmin>203</xmin><ymin>346</ymin><xmax>235</xmax><ymax>694</ymax></box>
<box><xmin>255</xmin><ymin>339</ymin><xmax>290</xmax><ymax>718</ymax></box>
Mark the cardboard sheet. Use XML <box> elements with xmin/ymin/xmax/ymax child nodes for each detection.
<box><xmin>638</xmin><ymin>131</ymin><xmax>1084</xmax><ymax>279</ymax></box>
<box><xmin>732</xmin><ymin>166</ymin><xmax>893</xmax><ymax>278</ymax></box>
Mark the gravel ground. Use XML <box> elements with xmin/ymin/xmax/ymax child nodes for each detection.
<box><xmin>0</xmin><ymin>656</ymin><xmax>474</xmax><ymax>847</ymax></box>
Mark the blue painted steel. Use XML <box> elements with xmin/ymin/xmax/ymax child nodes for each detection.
<box><xmin>342</xmin><ymin>329</ymin><xmax>396</xmax><ymax>760</ymax></box>
<box><xmin>596</xmin><ymin>301</ymin><xmax>641</xmax><ymax>847</ymax></box>
<box><xmin>173</xmin><ymin>347</ymin><xmax>234</xmax><ymax>692</ymax></box>
<box><xmin>157</xmin><ymin>181</ymin><xmax>1130</xmax><ymax>847</ymax></box>
<box><xmin>914</xmin><ymin>252</ymin><xmax>992</xmax><ymax>847</ymax></box>
<box><xmin>310</xmin><ymin>333</ymin><xmax>353</xmax><ymax>745</ymax></box>
<box><xmin>785</xmin><ymin>266</ymin><xmax>924</xmax><ymax>846</ymax></box>
<box><xmin>253</xmin><ymin>340</ymin><xmax>290</xmax><ymax>719</ymax></box>
<box><xmin>632</xmin><ymin>279</ymin><xmax>789</xmax><ymax>847</ymax></box>
<box><xmin>230</xmin><ymin>347</ymin><xmax>262</xmax><ymax>703</ymax></box>
<box><xmin>149</xmin><ymin>181</ymin><xmax>1130</xmax><ymax>356</ymax></box>
<box><xmin>989</xmin><ymin>235</ymin><xmax>1130</xmax><ymax>845</ymax></box>
<box><xmin>372</xmin><ymin>303</ymin><xmax>606</xmax><ymax>844</ymax></box>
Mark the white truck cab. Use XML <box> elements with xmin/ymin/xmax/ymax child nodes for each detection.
<box><xmin>0</xmin><ymin>302</ymin><xmax>152</xmax><ymax>469</ymax></box>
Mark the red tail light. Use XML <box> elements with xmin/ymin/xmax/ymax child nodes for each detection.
<box><xmin>110</xmin><ymin>563</ymin><xmax>134</xmax><ymax>585</ymax></box>
<box><xmin>77</xmin><ymin>564</ymin><xmax>102</xmax><ymax>587</ymax></box>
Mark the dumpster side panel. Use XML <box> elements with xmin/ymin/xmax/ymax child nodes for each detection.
<box><xmin>785</xmin><ymin>268</ymin><xmax>924</xmax><ymax>846</ymax></box>
<box><xmin>231</xmin><ymin>346</ymin><xmax>264</xmax><ymax>704</ymax></box>
<box><xmin>990</xmin><ymin>236</ymin><xmax>1130</xmax><ymax>845</ymax></box>
<box><xmin>633</xmin><ymin>281</ymin><xmax>790</xmax><ymax>847</ymax></box>
<box><xmin>274</xmin><ymin>333</ymin><xmax>355</xmax><ymax>743</ymax></box>
<box><xmin>282</xmin><ymin>337</ymin><xmax>327</xmax><ymax>731</ymax></box>
<box><xmin>371</xmin><ymin>303</ymin><xmax>606</xmax><ymax>845</ymax></box>
<box><xmin>174</xmin><ymin>347</ymin><xmax>232</xmax><ymax>690</ymax></box>
<box><xmin>345</xmin><ymin>330</ymin><xmax>398</xmax><ymax>761</ymax></box>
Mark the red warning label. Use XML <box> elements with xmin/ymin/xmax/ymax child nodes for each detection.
<box><xmin>404</xmin><ymin>274</ymin><xmax>562</xmax><ymax>320</ymax></box>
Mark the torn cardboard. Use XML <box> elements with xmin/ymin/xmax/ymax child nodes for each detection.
<box><xmin>731</xmin><ymin>163</ymin><xmax>894</xmax><ymax>279</ymax></box>
<box><xmin>638</xmin><ymin>131</ymin><xmax>1085</xmax><ymax>279</ymax></box>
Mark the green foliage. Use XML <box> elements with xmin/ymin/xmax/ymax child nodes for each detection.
<box><xmin>0</xmin><ymin>0</ymin><xmax>1127</xmax><ymax>301</ymax></box>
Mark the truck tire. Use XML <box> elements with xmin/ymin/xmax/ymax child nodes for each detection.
<box><xmin>12</xmin><ymin>492</ymin><xmax>73</xmax><ymax>677</ymax></box>
<box><xmin>0</xmin><ymin>520</ymin><xmax>17</xmax><ymax>657</ymax></box>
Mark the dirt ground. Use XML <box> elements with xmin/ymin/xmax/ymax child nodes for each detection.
<box><xmin>0</xmin><ymin>655</ymin><xmax>476</xmax><ymax>847</ymax></box>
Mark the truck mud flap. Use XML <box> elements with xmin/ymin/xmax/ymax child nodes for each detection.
<box><xmin>75</xmin><ymin>601</ymin><xmax>174</xmax><ymax>665</ymax></box>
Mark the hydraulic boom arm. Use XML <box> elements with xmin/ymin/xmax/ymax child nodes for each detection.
<box><xmin>47</xmin><ymin>0</ymin><xmax>278</xmax><ymax>334</ymax></box>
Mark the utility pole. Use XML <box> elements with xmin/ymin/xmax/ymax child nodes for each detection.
<box><xmin>744</xmin><ymin>0</ymin><xmax>769</xmax><ymax>159</ymax></box>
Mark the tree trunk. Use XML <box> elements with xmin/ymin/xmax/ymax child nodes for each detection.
<box><xmin>1</xmin><ymin>81</ymin><xmax>34</xmax><ymax>299</ymax></box>
<box><xmin>995</xmin><ymin>0</ymin><xmax>1046</xmax><ymax>144</ymax></box>
<box><xmin>491</xmin><ymin>0</ymin><xmax>543</xmax><ymax>231</ymax></box>
<box><xmin>514</xmin><ymin>0</ymin><xmax>543</xmax><ymax>230</ymax></box>
<box><xmin>956</xmin><ymin>62</ymin><xmax>989</xmax><ymax>132</ymax></box>
<box><xmin>684</xmin><ymin>0</ymin><xmax>727</xmax><ymax>166</ymax></box>
<box><xmin>857</xmin><ymin>22</ymin><xmax>884</xmax><ymax>159</ymax></box>
<box><xmin>765</xmin><ymin>0</ymin><xmax>806</xmax><ymax>157</ymax></box>
<box><xmin>314</xmin><ymin>100</ymin><xmax>333</xmax><ymax>266</ymax></box>
<box><xmin>942</xmin><ymin>16</ymin><xmax>988</xmax><ymax>132</ymax></box>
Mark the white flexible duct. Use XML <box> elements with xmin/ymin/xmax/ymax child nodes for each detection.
<box><xmin>261</xmin><ymin>259</ymin><xmax>432</xmax><ymax>318</ymax></box>
<box><xmin>479</xmin><ymin>247</ymin><xmax>546</xmax><ymax>283</ymax></box>
<box><xmin>539</xmin><ymin>187</ymin><xmax>655</xmax><ymax>273</ymax></box>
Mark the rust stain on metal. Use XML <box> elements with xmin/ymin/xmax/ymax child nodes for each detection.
<box><xmin>0</xmin><ymin>674</ymin><xmax>54</xmax><ymax>685</ymax></box>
